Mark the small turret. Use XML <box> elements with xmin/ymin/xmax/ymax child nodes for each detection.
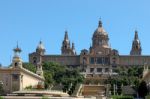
<box><xmin>72</xmin><ymin>42</ymin><xmax>76</xmax><ymax>55</ymax></box>
<box><xmin>130</xmin><ymin>30</ymin><xmax>142</xmax><ymax>55</ymax></box>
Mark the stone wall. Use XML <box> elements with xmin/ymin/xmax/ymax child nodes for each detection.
<box><xmin>119</xmin><ymin>55</ymin><xmax>150</xmax><ymax>66</ymax></box>
<box><xmin>42</xmin><ymin>55</ymin><xmax>80</xmax><ymax>66</ymax></box>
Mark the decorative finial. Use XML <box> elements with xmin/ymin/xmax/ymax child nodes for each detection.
<box><xmin>39</xmin><ymin>40</ymin><xmax>42</xmax><ymax>44</ymax></box>
<box><xmin>13</xmin><ymin>42</ymin><xmax>22</xmax><ymax>55</ymax></box>
<box><xmin>39</xmin><ymin>38</ymin><xmax>42</xmax><ymax>44</ymax></box>
<box><xmin>98</xmin><ymin>18</ymin><xmax>102</xmax><ymax>27</ymax></box>
<box><xmin>64</xmin><ymin>30</ymin><xmax>69</xmax><ymax>40</ymax></box>
<box><xmin>135</xmin><ymin>29</ymin><xmax>138</xmax><ymax>33</ymax></box>
<box><xmin>134</xmin><ymin>30</ymin><xmax>139</xmax><ymax>40</ymax></box>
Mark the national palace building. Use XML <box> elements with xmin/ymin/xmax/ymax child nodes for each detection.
<box><xmin>29</xmin><ymin>20</ymin><xmax>150</xmax><ymax>75</ymax></box>
<box><xmin>1</xmin><ymin>20</ymin><xmax>150</xmax><ymax>96</ymax></box>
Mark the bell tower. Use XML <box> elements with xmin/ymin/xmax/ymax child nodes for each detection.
<box><xmin>12</xmin><ymin>44</ymin><xmax>22</xmax><ymax>68</ymax></box>
<box><xmin>36</xmin><ymin>41</ymin><xmax>45</xmax><ymax>55</ymax></box>
<box><xmin>130</xmin><ymin>30</ymin><xmax>142</xmax><ymax>55</ymax></box>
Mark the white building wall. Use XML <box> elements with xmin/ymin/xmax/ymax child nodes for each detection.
<box><xmin>21</xmin><ymin>72</ymin><xmax>42</xmax><ymax>89</ymax></box>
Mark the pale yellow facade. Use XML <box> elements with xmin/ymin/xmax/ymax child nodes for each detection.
<box><xmin>0</xmin><ymin>45</ymin><xmax>44</xmax><ymax>94</ymax></box>
<box><xmin>0</xmin><ymin>66</ymin><xmax>44</xmax><ymax>94</ymax></box>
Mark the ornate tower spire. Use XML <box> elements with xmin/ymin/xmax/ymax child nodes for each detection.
<box><xmin>72</xmin><ymin>42</ymin><xmax>75</xmax><ymax>50</ymax></box>
<box><xmin>61</xmin><ymin>30</ymin><xmax>72</xmax><ymax>55</ymax></box>
<box><xmin>130</xmin><ymin>30</ymin><xmax>142</xmax><ymax>55</ymax></box>
<box><xmin>64</xmin><ymin>30</ymin><xmax>69</xmax><ymax>41</ymax></box>
<box><xmin>134</xmin><ymin>30</ymin><xmax>139</xmax><ymax>40</ymax></box>
<box><xmin>13</xmin><ymin>43</ymin><xmax>22</xmax><ymax>57</ymax></box>
<box><xmin>98</xmin><ymin>19</ymin><xmax>102</xmax><ymax>27</ymax></box>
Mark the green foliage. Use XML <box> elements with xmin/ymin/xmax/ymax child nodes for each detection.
<box><xmin>44</xmin><ymin>71</ymin><xmax>53</xmax><ymax>89</ymax></box>
<box><xmin>0</xmin><ymin>96</ymin><xmax>3</xmax><ymax>99</ymax></box>
<box><xmin>41</xmin><ymin>96</ymin><xmax>49</xmax><ymax>99</ymax></box>
<box><xmin>146</xmin><ymin>95</ymin><xmax>150</xmax><ymax>99</ymax></box>
<box><xmin>23</xmin><ymin>62</ymin><xmax>36</xmax><ymax>73</ymax></box>
<box><xmin>25</xmin><ymin>85</ymin><xmax>32</xmax><ymax>90</ymax></box>
<box><xmin>42</xmin><ymin>62</ymin><xmax>84</xmax><ymax>95</ymax></box>
<box><xmin>138</xmin><ymin>80</ymin><xmax>148</xmax><ymax>98</ymax></box>
<box><xmin>109</xmin><ymin>66</ymin><xmax>143</xmax><ymax>95</ymax></box>
<box><xmin>111</xmin><ymin>95</ymin><xmax>134</xmax><ymax>99</ymax></box>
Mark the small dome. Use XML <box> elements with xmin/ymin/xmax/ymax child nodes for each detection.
<box><xmin>37</xmin><ymin>41</ymin><xmax>45</xmax><ymax>50</ymax></box>
<box><xmin>93</xmin><ymin>20</ymin><xmax>108</xmax><ymax>37</ymax></box>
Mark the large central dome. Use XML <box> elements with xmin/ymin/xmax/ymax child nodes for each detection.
<box><xmin>92</xmin><ymin>20</ymin><xmax>110</xmax><ymax>49</ymax></box>
<box><xmin>93</xmin><ymin>20</ymin><xmax>108</xmax><ymax>37</ymax></box>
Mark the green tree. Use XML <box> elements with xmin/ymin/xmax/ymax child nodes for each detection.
<box><xmin>23</xmin><ymin>62</ymin><xmax>36</xmax><ymax>73</ymax></box>
<box><xmin>0</xmin><ymin>96</ymin><xmax>4</xmax><ymax>99</ymax></box>
<box><xmin>44</xmin><ymin>71</ymin><xmax>53</xmax><ymax>89</ymax></box>
<box><xmin>42</xmin><ymin>62</ymin><xmax>84</xmax><ymax>95</ymax></box>
<box><xmin>138</xmin><ymin>81</ymin><xmax>148</xmax><ymax>98</ymax></box>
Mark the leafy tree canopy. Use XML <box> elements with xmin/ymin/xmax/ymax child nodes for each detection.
<box><xmin>23</xmin><ymin>62</ymin><xmax>36</xmax><ymax>73</ymax></box>
<box><xmin>42</xmin><ymin>62</ymin><xmax>84</xmax><ymax>95</ymax></box>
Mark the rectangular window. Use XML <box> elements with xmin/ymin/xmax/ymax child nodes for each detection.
<box><xmin>104</xmin><ymin>57</ymin><xmax>110</xmax><ymax>64</ymax></box>
<box><xmin>97</xmin><ymin>57</ymin><xmax>102</xmax><ymax>64</ymax></box>
<box><xmin>90</xmin><ymin>68</ymin><xmax>94</xmax><ymax>73</ymax></box>
<box><xmin>90</xmin><ymin>57</ymin><xmax>95</xmax><ymax>64</ymax></box>
<box><xmin>97</xmin><ymin>68</ymin><xmax>102</xmax><ymax>72</ymax></box>
<box><xmin>105</xmin><ymin>68</ymin><xmax>109</xmax><ymax>72</ymax></box>
<box><xmin>12</xmin><ymin>74</ymin><xmax>19</xmax><ymax>81</ymax></box>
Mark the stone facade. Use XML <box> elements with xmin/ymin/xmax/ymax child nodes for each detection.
<box><xmin>0</xmin><ymin>45</ymin><xmax>44</xmax><ymax>94</ymax></box>
<box><xmin>29</xmin><ymin>20</ymin><xmax>150</xmax><ymax>75</ymax></box>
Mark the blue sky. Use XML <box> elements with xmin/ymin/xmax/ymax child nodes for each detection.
<box><xmin>0</xmin><ymin>0</ymin><xmax>150</xmax><ymax>66</ymax></box>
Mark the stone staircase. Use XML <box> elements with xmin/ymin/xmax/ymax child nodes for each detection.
<box><xmin>82</xmin><ymin>85</ymin><xmax>106</xmax><ymax>96</ymax></box>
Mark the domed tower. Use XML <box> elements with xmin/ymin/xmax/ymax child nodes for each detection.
<box><xmin>12</xmin><ymin>44</ymin><xmax>22</xmax><ymax>68</ymax></box>
<box><xmin>92</xmin><ymin>20</ymin><xmax>110</xmax><ymax>48</ymax></box>
<box><xmin>36</xmin><ymin>41</ymin><xmax>45</xmax><ymax>55</ymax></box>
<box><xmin>90</xmin><ymin>20</ymin><xmax>111</xmax><ymax>55</ymax></box>
<box><xmin>130</xmin><ymin>30</ymin><xmax>142</xmax><ymax>55</ymax></box>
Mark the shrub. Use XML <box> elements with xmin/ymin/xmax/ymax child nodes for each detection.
<box><xmin>25</xmin><ymin>85</ymin><xmax>32</xmax><ymax>90</ymax></box>
<box><xmin>111</xmin><ymin>95</ymin><xmax>134</xmax><ymax>99</ymax></box>
<box><xmin>42</xmin><ymin>96</ymin><xmax>49</xmax><ymax>99</ymax></box>
<box><xmin>0</xmin><ymin>96</ymin><xmax>3</xmax><ymax>99</ymax></box>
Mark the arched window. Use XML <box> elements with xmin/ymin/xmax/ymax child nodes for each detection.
<box><xmin>65</xmin><ymin>45</ymin><xmax>67</xmax><ymax>48</ymax></box>
<box><xmin>33</xmin><ymin>57</ymin><xmax>37</xmax><ymax>64</ymax></box>
<box><xmin>14</xmin><ymin>62</ymin><xmax>18</xmax><ymax>67</ymax></box>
